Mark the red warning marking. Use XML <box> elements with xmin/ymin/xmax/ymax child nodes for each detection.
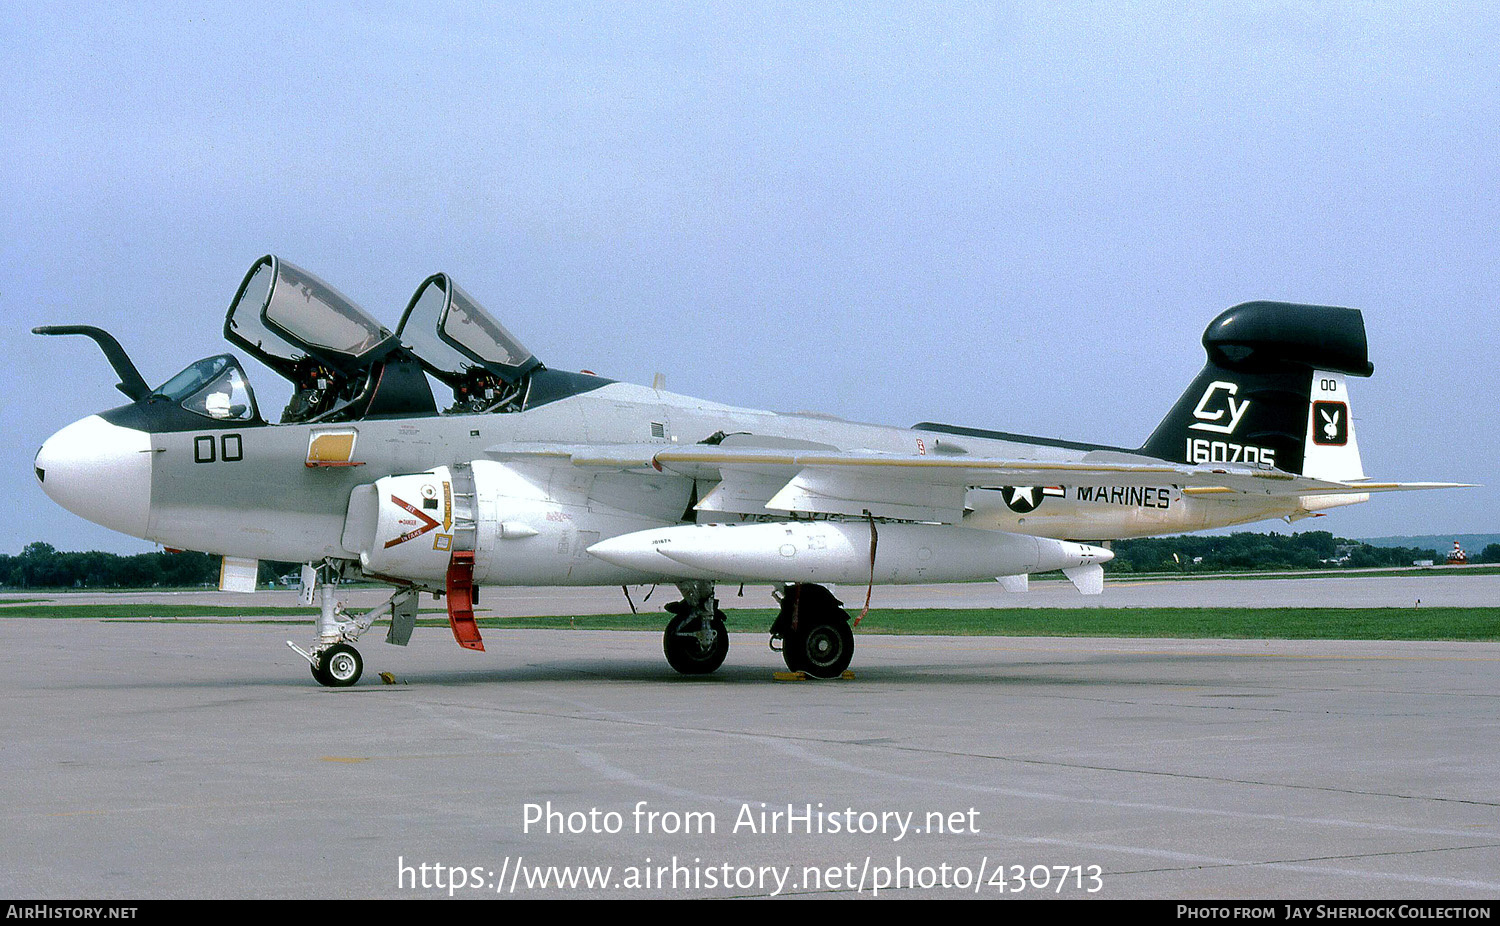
<box><xmin>384</xmin><ymin>496</ymin><xmax>441</xmax><ymax>548</ymax></box>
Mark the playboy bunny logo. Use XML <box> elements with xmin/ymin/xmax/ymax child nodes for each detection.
<box><xmin>1322</xmin><ymin>407</ymin><xmax>1341</xmax><ymax>441</ymax></box>
<box><xmin>1312</xmin><ymin>401</ymin><xmax>1348</xmax><ymax>446</ymax></box>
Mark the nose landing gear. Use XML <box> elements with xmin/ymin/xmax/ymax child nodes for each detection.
<box><xmin>312</xmin><ymin>643</ymin><xmax>363</xmax><ymax>687</ymax></box>
<box><xmin>287</xmin><ymin>562</ymin><xmax>419</xmax><ymax>687</ymax></box>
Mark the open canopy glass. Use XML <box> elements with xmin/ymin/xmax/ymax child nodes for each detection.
<box><xmin>221</xmin><ymin>255</ymin><xmax>436</xmax><ymax>423</ymax></box>
<box><xmin>396</xmin><ymin>273</ymin><xmax>540</xmax><ymax>385</ymax></box>
<box><xmin>224</xmin><ymin>255</ymin><xmax>396</xmax><ymax>378</ymax></box>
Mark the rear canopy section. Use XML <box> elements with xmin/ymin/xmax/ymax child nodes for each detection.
<box><xmin>396</xmin><ymin>273</ymin><xmax>542</xmax><ymax>413</ymax></box>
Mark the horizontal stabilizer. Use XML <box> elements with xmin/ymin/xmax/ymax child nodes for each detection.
<box><xmin>1336</xmin><ymin>481</ymin><xmax>1477</xmax><ymax>493</ymax></box>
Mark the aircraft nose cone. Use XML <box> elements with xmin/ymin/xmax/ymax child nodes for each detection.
<box><xmin>35</xmin><ymin>415</ymin><xmax>153</xmax><ymax>538</ymax></box>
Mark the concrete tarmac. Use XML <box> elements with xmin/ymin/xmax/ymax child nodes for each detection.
<box><xmin>3</xmin><ymin>576</ymin><xmax>1499</xmax><ymax>899</ymax></box>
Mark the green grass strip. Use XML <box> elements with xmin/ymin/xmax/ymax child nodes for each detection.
<box><xmin>455</xmin><ymin>607</ymin><xmax>1500</xmax><ymax>641</ymax></box>
<box><xmin>5</xmin><ymin>601</ymin><xmax>1497</xmax><ymax>641</ymax></box>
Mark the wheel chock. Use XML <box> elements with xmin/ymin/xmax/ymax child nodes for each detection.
<box><xmin>773</xmin><ymin>670</ymin><xmax>856</xmax><ymax>681</ymax></box>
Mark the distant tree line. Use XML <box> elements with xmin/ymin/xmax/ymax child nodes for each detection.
<box><xmin>0</xmin><ymin>542</ymin><xmax>297</xmax><ymax>589</ymax></box>
<box><xmin>1107</xmin><ymin>531</ymin><xmax>1500</xmax><ymax>574</ymax></box>
<box><xmin>1</xmin><ymin>535</ymin><xmax>1496</xmax><ymax>588</ymax></box>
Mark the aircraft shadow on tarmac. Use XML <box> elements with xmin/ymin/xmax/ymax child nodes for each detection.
<box><xmin>253</xmin><ymin>650</ymin><xmax>1262</xmax><ymax>691</ymax></box>
<box><xmin>46</xmin><ymin>660</ymin><xmax>1244</xmax><ymax>693</ymax></box>
<box><xmin>33</xmin><ymin>625</ymin><xmax>1286</xmax><ymax>692</ymax></box>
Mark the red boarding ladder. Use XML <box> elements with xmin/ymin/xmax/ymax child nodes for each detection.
<box><xmin>445</xmin><ymin>551</ymin><xmax>485</xmax><ymax>651</ymax></box>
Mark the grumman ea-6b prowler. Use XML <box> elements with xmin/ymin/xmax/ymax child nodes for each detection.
<box><xmin>34</xmin><ymin>256</ymin><xmax>1463</xmax><ymax>686</ymax></box>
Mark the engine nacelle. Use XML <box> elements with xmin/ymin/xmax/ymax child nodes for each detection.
<box><xmin>341</xmin><ymin>460</ymin><xmax>655</xmax><ymax>586</ymax></box>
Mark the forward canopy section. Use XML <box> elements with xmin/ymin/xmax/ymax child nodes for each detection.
<box><xmin>224</xmin><ymin>255</ymin><xmax>435</xmax><ymax>423</ymax></box>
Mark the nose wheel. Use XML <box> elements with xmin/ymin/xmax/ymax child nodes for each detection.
<box><xmin>311</xmin><ymin>643</ymin><xmax>363</xmax><ymax>688</ymax></box>
<box><xmin>287</xmin><ymin>565</ymin><xmax>418</xmax><ymax>687</ymax></box>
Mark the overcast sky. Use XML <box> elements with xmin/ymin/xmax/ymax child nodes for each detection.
<box><xmin>4</xmin><ymin>2</ymin><xmax>1496</xmax><ymax>555</ymax></box>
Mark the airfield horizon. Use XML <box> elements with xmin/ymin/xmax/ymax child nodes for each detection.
<box><xmin>4</xmin><ymin>569</ymin><xmax>1497</xmax><ymax>642</ymax></box>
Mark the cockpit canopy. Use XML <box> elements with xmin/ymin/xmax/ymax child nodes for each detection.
<box><xmin>155</xmin><ymin>354</ymin><xmax>260</xmax><ymax>422</ymax></box>
<box><xmin>225</xmin><ymin>255</ymin><xmax>397</xmax><ymax>377</ymax></box>
<box><xmin>397</xmin><ymin>273</ymin><xmax>543</xmax><ymax>413</ymax></box>
<box><xmin>224</xmin><ymin>255</ymin><xmax>435</xmax><ymax>423</ymax></box>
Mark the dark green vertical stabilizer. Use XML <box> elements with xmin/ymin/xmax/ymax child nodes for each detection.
<box><xmin>1137</xmin><ymin>302</ymin><xmax>1372</xmax><ymax>475</ymax></box>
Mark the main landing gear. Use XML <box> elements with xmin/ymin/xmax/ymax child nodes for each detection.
<box><xmin>770</xmin><ymin>583</ymin><xmax>855</xmax><ymax>679</ymax></box>
<box><xmin>287</xmin><ymin>562</ymin><xmax>419</xmax><ymax>688</ymax></box>
<box><xmin>661</xmin><ymin>580</ymin><xmax>729</xmax><ymax>675</ymax></box>
<box><xmin>658</xmin><ymin>580</ymin><xmax>856</xmax><ymax>679</ymax></box>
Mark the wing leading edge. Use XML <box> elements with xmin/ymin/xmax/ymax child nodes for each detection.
<box><xmin>485</xmin><ymin>442</ymin><xmax>1469</xmax><ymax>525</ymax></box>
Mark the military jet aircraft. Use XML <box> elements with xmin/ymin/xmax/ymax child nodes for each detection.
<box><xmin>33</xmin><ymin>255</ymin><xmax>1463</xmax><ymax>686</ymax></box>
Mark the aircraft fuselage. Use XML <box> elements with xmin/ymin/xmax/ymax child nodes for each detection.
<box><xmin>51</xmin><ymin>380</ymin><xmax>1319</xmax><ymax>577</ymax></box>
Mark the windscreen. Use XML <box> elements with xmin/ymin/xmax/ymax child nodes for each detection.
<box><xmin>156</xmin><ymin>355</ymin><xmax>259</xmax><ymax>422</ymax></box>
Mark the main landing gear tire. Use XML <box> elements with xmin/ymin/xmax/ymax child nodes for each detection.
<box><xmin>772</xmin><ymin>584</ymin><xmax>856</xmax><ymax>679</ymax></box>
<box><xmin>312</xmin><ymin>643</ymin><xmax>363</xmax><ymax>688</ymax></box>
<box><xmin>783</xmin><ymin>618</ymin><xmax>854</xmax><ymax>679</ymax></box>
<box><xmin>663</xmin><ymin>610</ymin><xmax>729</xmax><ymax>676</ymax></box>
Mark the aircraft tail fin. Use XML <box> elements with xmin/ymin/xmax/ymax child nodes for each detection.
<box><xmin>1138</xmin><ymin>302</ymin><xmax>1373</xmax><ymax>479</ymax></box>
